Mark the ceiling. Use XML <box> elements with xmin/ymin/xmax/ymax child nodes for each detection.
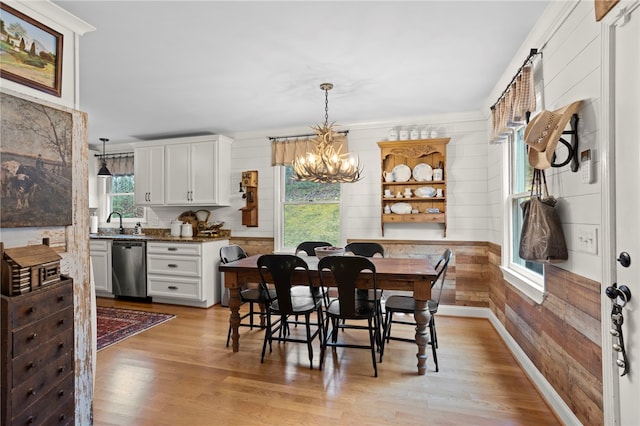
<box><xmin>53</xmin><ymin>1</ymin><xmax>549</xmax><ymax>148</ymax></box>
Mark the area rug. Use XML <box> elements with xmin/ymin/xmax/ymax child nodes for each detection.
<box><xmin>97</xmin><ymin>306</ymin><xmax>175</xmax><ymax>351</ymax></box>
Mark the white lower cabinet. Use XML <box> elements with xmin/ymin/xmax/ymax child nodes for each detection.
<box><xmin>147</xmin><ymin>240</ymin><xmax>228</xmax><ymax>308</ymax></box>
<box><xmin>90</xmin><ymin>239</ymin><xmax>112</xmax><ymax>296</ymax></box>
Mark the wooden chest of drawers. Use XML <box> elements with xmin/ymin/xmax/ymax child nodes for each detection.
<box><xmin>1</xmin><ymin>277</ymin><xmax>75</xmax><ymax>425</ymax></box>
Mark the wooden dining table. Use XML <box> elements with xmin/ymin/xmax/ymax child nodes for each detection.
<box><xmin>219</xmin><ymin>254</ymin><xmax>437</xmax><ymax>375</ymax></box>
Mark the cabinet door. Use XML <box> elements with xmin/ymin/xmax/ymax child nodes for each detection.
<box><xmin>190</xmin><ymin>141</ymin><xmax>217</xmax><ymax>204</ymax></box>
<box><xmin>134</xmin><ymin>146</ymin><xmax>165</xmax><ymax>205</ymax></box>
<box><xmin>90</xmin><ymin>249</ymin><xmax>111</xmax><ymax>293</ymax></box>
<box><xmin>165</xmin><ymin>144</ymin><xmax>191</xmax><ymax>204</ymax></box>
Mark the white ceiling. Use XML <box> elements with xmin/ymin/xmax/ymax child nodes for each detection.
<box><xmin>53</xmin><ymin>1</ymin><xmax>549</xmax><ymax>147</ymax></box>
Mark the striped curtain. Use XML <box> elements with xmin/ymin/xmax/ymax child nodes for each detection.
<box><xmin>271</xmin><ymin>134</ymin><xmax>349</xmax><ymax>166</ymax></box>
<box><xmin>490</xmin><ymin>65</ymin><xmax>536</xmax><ymax>143</ymax></box>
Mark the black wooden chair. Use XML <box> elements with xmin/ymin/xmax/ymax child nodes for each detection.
<box><xmin>344</xmin><ymin>242</ymin><xmax>384</xmax><ymax>258</ymax></box>
<box><xmin>220</xmin><ymin>244</ymin><xmax>276</xmax><ymax>347</ymax></box>
<box><xmin>258</xmin><ymin>254</ymin><xmax>324</xmax><ymax>369</ymax></box>
<box><xmin>295</xmin><ymin>241</ymin><xmax>332</xmax><ymax>256</ymax></box>
<box><xmin>318</xmin><ymin>255</ymin><xmax>381</xmax><ymax>377</ymax></box>
<box><xmin>382</xmin><ymin>248</ymin><xmax>452</xmax><ymax>372</ymax></box>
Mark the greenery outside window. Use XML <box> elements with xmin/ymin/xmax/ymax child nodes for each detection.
<box><xmin>279</xmin><ymin>165</ymin><xmax>340</xmax><ymax>251</ymax></box>
<box><xmin>502</xmin><ymin>125</ymin><xmax>544</xmax><ymax>302</ymax></box>
<box><xmin>106</xmin><ymin>175</ymin><xmax>145</xmax><ymax>222</ymax></box>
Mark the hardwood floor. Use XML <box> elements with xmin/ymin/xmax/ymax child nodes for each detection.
<box><xmin>93</xmin><ymin>298</ymin><xmax>561</xmax><ymax>425</ymax></box>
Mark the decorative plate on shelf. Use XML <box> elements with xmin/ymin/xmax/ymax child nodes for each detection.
<box><xmin>412</xmin><ymin>163</ymin><xmax>433</xmax><ymax>181</ymax></box>
<box><xmin>415</xmin><ymin>186</ymin><xmax>436</xmax><ymax>197</ymax></box>
<box><xmin>390</xmin><ymin>202</ymin><xmax>412</xmax><ymax>214</ymax></box>
<box><xmin>392</xmin><ymin>164</ymin><xmax>411</xmax><ymax>182</ymax></box>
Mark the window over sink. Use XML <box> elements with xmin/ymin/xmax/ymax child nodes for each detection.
<box><xmin>102</xmin><ymin>174</ymin><xmax>145</xmax><ymax>223</ymax></box>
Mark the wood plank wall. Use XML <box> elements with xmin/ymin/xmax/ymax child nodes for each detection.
<box><xmin>229</xmin><ymin>237</ymin><xmax>491</xmax><ymax>307</ymax></box>
<box><xmin>488</xmin><ymin>242</ymin><xmax>603</xmax><ymax>426</ymax></box>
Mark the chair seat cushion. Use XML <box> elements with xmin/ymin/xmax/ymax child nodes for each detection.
<box><xmin>325</xmin><ymin>299</ymin><xmax>375</xmax><ymax>319</ymax></box>
<box><xmin>385</xmin><ymin>295</ymin><xmax>438</xmax><ymax>314</ymax></box>
<box><xmin>270</xmin><ymin>296</ymin><xmax>321</xmax><ymax>315</ymax></box>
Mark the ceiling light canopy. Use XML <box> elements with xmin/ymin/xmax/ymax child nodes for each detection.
<box><xmin>292</xmin><ymin>83</ymin><xmax>362</xmax><ymax>183</ymax></box>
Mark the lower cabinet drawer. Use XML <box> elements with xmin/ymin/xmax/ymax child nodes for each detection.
<box><xmin>12</xmin><ymin>373</ymin><xmax>73</xmax><ymax>426</ymax></box>
<box><xmin>147</xmin><ymin>255</ymin><xmax>201</xmax><ymax>277</ymax></box>
<box><xmin>148</xmin><ymin>276</ymin><xmax>202</xmax><ymax>301</ymax></box>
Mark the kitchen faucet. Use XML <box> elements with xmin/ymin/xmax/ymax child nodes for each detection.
<box><xmin>106</xmin><ymin>211</ymin><xmax>124</xmax><ymax>234</ymax></box>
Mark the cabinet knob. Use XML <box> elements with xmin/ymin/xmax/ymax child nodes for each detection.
<box><xmin>28</xmin><ymin>332</ymin><xmax>38</xmax><ymax>340</ymax></box>
<box><xmin>27</xmin><ymin>306</ymin><xmax>36</xmax><ymax>314</ymax></box>
<box><xmin>28</xmin><ymin>388</ymin><xmax>36</xmax><ymax>396</ymax></box>
<box><xmin>59</xmin><ymin>366</ymin><xmax>65</xmax><ymax>373</ymax></box>
<box><xmin>59</xmin><ymin>414</ymin><xmax>66</xmax><ymax>421</ymax></box>
<box><xmin>58</xmin><ymin>389</ymin><xmax>65</xmax><ymax>396</ymax></box>
<box><xmin>27</xmin><ymin>361</ymin><xmax>35</xmax><ymax>370</ymax></box>
<box><xmin>58</xmin><ymin>319</ymin><xmax>65</xmax><ymax>325</ymax></box>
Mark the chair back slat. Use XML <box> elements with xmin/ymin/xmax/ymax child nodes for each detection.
<box><xmin>220</xmin><ymin>244</ymin><xmax>248</xmax><ymax>264</ymax></box>
<box><xmin>430</xmin><ymin>248</ymin><xmax>452</xmax><ymax>307</ymax></box>
<box><xmin>344</xmin><ymin>242</ymin><xmax>384</xmax><ymax>258</ymax></box>
<box><xmin>257</xmin><ymin>254</ymin><xmax>313</xmax><ymax>314</ymax></box>
<box><xmin>295</xmin><ymin>241</ymin><xmax>332</xmax><ymax>256</ymax></box>
<box><xmin>318</xmin><ymin>255</ymin><xmax>377</xmax><ymax>318</ymax></box>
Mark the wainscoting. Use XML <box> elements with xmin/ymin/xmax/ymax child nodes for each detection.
<box><xmin>488</xmin><ymin>242</ymin><xmax>603</xmax><ymax>426</ymax></box>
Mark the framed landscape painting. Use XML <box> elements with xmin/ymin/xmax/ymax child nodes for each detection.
<box><xmin>0</xmin><ymin>2</ymin><xmax>63</xmax><ymax>97</ymax></box>
<box><xmin>0</xmin><ymin>93</ymin><xmax>73</xmax><ymax>227</ymax></box>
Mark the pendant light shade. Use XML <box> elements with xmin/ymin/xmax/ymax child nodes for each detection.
<box><xmin>97</xmin><ymin>138</ymin><xmax>112</xmax><ymax>177</ymax></box>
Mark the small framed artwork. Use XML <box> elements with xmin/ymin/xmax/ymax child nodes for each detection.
<box><xmin>0</xmin><ymin>2</ymin><xmax>63</xmax><ymax>97</ymax></box>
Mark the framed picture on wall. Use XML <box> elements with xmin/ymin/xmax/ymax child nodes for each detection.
<box><xmin>0</xmin><ymin>2</ymin><xmax>63</xmax><ymax>97</ymax></box>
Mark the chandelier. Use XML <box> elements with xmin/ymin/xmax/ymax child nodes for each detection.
<box><xmin>292</xmin><ymin>83</ymin><xmax>363</xmax><ymax>183</ymax></box>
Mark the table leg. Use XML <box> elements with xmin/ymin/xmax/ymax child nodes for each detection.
<box><xmin>414</xmin><ymin>299</ymin><xmax>430</xmax><ymax>375</ymax></box>
<box><xmin>225</xmin><ymin>272</ymin><xmax>242</xmax><ymax>352</ymax></box>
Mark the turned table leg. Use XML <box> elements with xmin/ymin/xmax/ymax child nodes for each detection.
<box><xmin>414</xmin><ymin>299</ymin><xmax>430</xmax><ymax>375</ymax></box>
<box><xmin>225</xmin><ymin>272</ymin><xmax>242</xmax><ymax>352</ymax></box>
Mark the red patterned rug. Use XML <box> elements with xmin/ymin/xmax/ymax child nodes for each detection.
<box><xmin>97</xmin><ymin>306</ymin><xmax>175</xmax><ymax>351</ymax></box>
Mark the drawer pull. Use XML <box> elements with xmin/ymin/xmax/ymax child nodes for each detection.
<box><xmin>27</xmin><ymin>416</ymin><xmax>34</xmax><ymax>424</ymax></box>
<box><xmin>58</xmin><ymin>319</ymin><xmax>65</xmax><ymax>325</ymax></box>
<box><xmin>27</xmin><ymin>306</ymin><xmax>36</xmax><ymax>313</ymax></box>
<box><xmin>58</xmin><ymin>389</ymin><xmax>65</xmax><ymax>396</ymax></box>
<box><xmin>28</xmin><ymin>388</ymin><xmax>36</xmax><ymax>396</ymax></box>
<box><xmin>59</xmin><ymin>342</ymin><xmax>65</xmax><ymax>349</ymax></box>
<box><xmin>167</xmin><ymin>247</ymin><xmax>178</xmax><ymax>251</ymax></box>
<box><xmin>59</xmin><ymin>414</ymin><xmax>66</xmax><ymax>421</ymax></box>
<box><xmin>167</xmin><ymin>264</ymin><xmax>178</xmax><ymax>268</ymax></box>
<box><xmin>27</xmin><ymin>361</ymin><xmax>35</xmax><ymax>370</ymax></box>
<box><xmin>168</xmin><ymin>286</ymin><xmax>179</xmax><ymax>290</ymax></box>
<box><xmin>28</xmin><ymin>333</ymin><xmax>38</xmax><ymax>340</ymax></box>
<box><xmin>58</xmin><ymin>366</ymin><xmax>65</xmax><ymax>373</ymax></box>
<box><xmin>57</xmin><ymin>295</ymin><xmax>64</xmax><ymax>302</ymax></box>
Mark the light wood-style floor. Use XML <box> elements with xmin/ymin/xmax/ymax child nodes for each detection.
<box><xmin>94</xmin><ymin>298</ymin><xmax>561</xmax><ymax>426</ymax></box>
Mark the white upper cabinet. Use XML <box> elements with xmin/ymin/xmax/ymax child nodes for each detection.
<box><xmin>165</xmin><ymin>137</ymin><xmax>232</xmax><ymax>206</ymax></box>
<box><xmin>134</xmin><ymin>145</ymin><xmax>165</xmax><ymax>205</ymax></box>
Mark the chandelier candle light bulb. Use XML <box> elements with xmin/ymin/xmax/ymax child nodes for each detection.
<box><xmin>292</xmin><ymin>83</ymin><xmax>363</xmax><ymax>183</ymax></box>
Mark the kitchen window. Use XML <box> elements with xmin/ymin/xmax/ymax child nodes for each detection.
<box><xmin>501</xmin><ymin>125</ymin><xmax>544</xmax><ymax>302</ymax></box>
<box><xmin>276</xmin><ymin>165</ymin><xmax>341</xmax><ymax>252</ymax></box>
<box><xmin>101</xmin><ymin>174</ymin><xmax>145</xmax><ymax>223</ymax></box>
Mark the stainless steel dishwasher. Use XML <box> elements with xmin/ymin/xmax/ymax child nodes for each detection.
<box><xmin>112</xmin><ymin>240</ymin><xmax>147</xmax><ymax>298</ymax></box>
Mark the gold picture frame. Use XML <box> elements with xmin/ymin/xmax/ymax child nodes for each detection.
<box><xmin>0</xmin><ymin>2</ymin><xmax>63</xmax><ymax>97</ymax></box>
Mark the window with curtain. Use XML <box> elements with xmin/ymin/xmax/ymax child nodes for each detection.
<box><xmin>271</xmin><ymin>137</ymin><xmax>343</xmax><ymax>251</ymax></box>
<box><xmin>100</xmin><ymin>155</ymin><xmax>145</xmax><ymax>221</ymax></box>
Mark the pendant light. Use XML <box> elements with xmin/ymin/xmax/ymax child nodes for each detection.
<box><xmin>97</xmin><ymin>137</ymin><xmax>112</xmax><ymax>177</ymax></box>
<box><xmin>292</xmin><ymin>83</ymin><xmax>363</xmax><ymax>183</ymax></box>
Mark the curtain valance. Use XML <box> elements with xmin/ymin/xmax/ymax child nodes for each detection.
<box><xmin>271</xmin><ymin>134</ymin><xmax>349</xmax><ymax>166</ymax></box>
<box><xmin>98</xmin><ymin>154</ymin><xmax>134</xmax><ymax>176</ymax></box>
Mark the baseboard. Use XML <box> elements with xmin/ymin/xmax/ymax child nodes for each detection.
<box><xmin>438</xmin><ymin>305</ymin><xmax>581</xmax><ymax>426</ymax></box>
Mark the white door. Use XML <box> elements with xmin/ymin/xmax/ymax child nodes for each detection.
<box><xmin>613</xmin><ymin>4</ymin><xmax>640</xmax><ymax>424</ymax></box>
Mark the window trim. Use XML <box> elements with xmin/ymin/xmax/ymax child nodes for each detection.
<box><xmin>501</xmin><ymin>128</ymin><xmax>546</xmax><ymax>304</ymax></box>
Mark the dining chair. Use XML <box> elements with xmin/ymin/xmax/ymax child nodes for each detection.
<box><xmin>382</xmin><ymin>248</ymin><xmax>452</xmax><ymax>372</ymax></box>
<box><xmin>344</xmin><ymin>242</ymin><xmax>385</xmax><ymax>340</ymax></box>
<box><xmin>257</xmin><ymin>254</ymin><xmax>324</xmax><ymax>369</ymax></box>
<box><xmin>220</xmin><ymin>244</ymin><xmax>276</xmax><ymax>347</ymax></box>
<box><xmin>344</xmin><ymin>242</ymin><xmax>384</xmax><ymax>258</ymax></box>
<box><xmin>295</xmin><ymin>241</ymin><xmax>332</xmax><ymax>256</ymax></box>
<box><xmin>318</xmin><ymin>255</ymin><xmax>381</xmax><ymax>377</ymax></box>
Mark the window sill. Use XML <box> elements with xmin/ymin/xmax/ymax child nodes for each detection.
<box><xmin>500</xmin><ymin>266</ymin><xmax>546</xmax><ymax>304</ymax></box>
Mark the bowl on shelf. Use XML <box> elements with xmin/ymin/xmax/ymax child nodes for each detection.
<box><xmin>314</xmin><ymin>246</ymin><xmax>345</xmax><ymax>259</ymax></box>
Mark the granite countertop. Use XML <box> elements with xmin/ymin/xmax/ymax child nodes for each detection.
<box><xmin>90</xmin><ymin>228</ymin><xmax>230</xmax><ymax>242</ymax></box>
